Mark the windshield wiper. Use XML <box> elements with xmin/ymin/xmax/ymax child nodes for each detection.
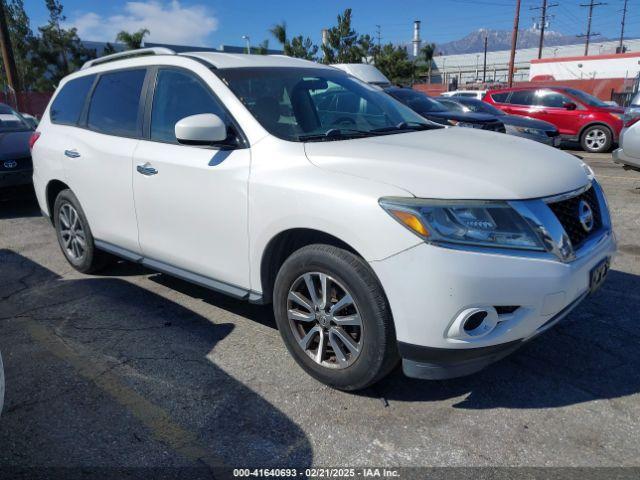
<box><xmin>298</xmin><ymin>128</ymin><xmax>372</xmax><ymax>142</ymax></box>
<box><xmin>371</xmin><ymin>121</ymin><xmax>436</xmax><ymax>133</ymax></box>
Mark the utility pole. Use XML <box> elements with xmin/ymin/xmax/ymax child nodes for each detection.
<box><xmin>619</xmin><ymin>0</ymin><xmax>628</xmax><ymax>53</ymax></box>
<box><xmin>482</xmin><ymin>36</ymin><xmax>488</xmax><ymax>83</ymax></box>
<box><xmin>0</xmin><ymin>0</ymin><xmax>21</xmax><ymax>110</ymax></box>
<box><xmin>531</xmin><ymin>0</ymin><xmax>558</xmax><ymax>59</ymax></box>
<box><xmin>375</xmin><ymin>24</ymin><xmax>381</xmax><ymax>49</ymax></box>
<box><xmin>508</xmin><ymin>0</ymin><xmax>521</xmax><ymax>87</ymax></box>
<box><xmin>578</xmin><ymin>1</ymin><xmax>606</xmax><ymax>56</ymax></box>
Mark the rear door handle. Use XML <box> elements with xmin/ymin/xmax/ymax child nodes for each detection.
<box><xmin>136</xmin><ymin>163</ymin><xmax>158</xmax><ymax>176</ymax></box>
<box><xmin>64</xmin><ymin>149</ymin><xmax>80</xmax><ymax>158</ymax></box>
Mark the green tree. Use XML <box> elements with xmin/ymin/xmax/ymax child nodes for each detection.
<box><xmin>116</xmin><ymin>28</ymin><xmax>149</xmax><ymax>50</ymax></box>
<box><xmin>31</xmin><ymin>0</ymin><xmax>94</xmax><ymax>91</ymax></box>
<box><xmin>320</xmin><ymin>8</ymin><xmax>372</xmax><ymax>64</ymax></box>
<box><xmin>269</xmin><ymin>22</ymin><xmax>287</xmax><ymax>46</ymax></box>
<box><xmin>0</xmin><ymin>0</ymin><xmax>37</xmax><ymax>91</ymax></box>
<box><xmin>252</xmin><ymin>39</ymin><xmax>269</xmax><ymax>55</ymax></box>
<box><xmin>375</xmin><ymin>43</ymin><xmax>417</xmax><ymax>85</ymax></box>
<box><xmin>420</xmin><ymin>42</ymin><xmax>436</xmax><ymax>83</ymax></box>
<box><xmin>269</xmin><ymin>21</ymin><xmax>318</xmax><ymax>60</ymax></box>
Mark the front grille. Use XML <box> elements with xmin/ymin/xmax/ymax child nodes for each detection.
<box><xmin>547</xmin><ymin>186</ymin><xmax>602</xmax><ymax>248</ymax></box>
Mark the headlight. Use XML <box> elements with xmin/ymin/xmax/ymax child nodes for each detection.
<box><xmin>513</xmin><ymin>126</ymin><xmax>545</xmax><ymax>136</ymax></box>
<box><xmin>448</xmin><ymin>120</ymin><xmax>482</xmax><ymax>128</ymax></box>
<box><xmin>379</xmin><ymin>198</ymin><xmax>545</xmax><ymax>251</ymax></box>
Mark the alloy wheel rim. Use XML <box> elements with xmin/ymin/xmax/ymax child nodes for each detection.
<box><xmin>287</xmin><ymin>272</ymin><xmax>363</xmax><ymax>369</ymax></box>
<box><xmin>585</xmin><ymin>129</ymin><xmax>607</xmax><ymax>150</ymax></box>
<box><xmin>59</xmin><ymin>203</ymin><xmax>86</xmax><ymax>261</ymax></box>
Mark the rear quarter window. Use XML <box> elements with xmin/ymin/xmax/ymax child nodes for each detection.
<box><xmin>490</xmin><ymin>92</ymin><xmax>509</xmax><ymax>103</ymax></box>
<box><xmin>50</xmin><ymin>75</ymin><xmax>96</xmax><ymax>125</ymax></box>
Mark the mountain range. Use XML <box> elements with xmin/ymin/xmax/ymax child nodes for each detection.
<box><xmin>434</xmin><ymin>28</ymin><xmax>602</xmax><ymax>55</ymax></box>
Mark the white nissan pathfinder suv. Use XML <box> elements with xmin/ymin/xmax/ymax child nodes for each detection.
<box><xmin>30</xmin><ymin>48</ymin><xmax>616</xmax><ymax>390</ymax></box>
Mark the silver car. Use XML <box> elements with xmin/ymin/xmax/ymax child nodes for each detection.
<box><xmin>613</xmin><ymin>116</ymin><xmax>640</xmax><ymax>172</ymax></box>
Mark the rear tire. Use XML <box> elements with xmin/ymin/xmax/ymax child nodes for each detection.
<box><xmin>580</xmin><ymin>125</ymin><xmax>612</xmax><ymax>153</ymax></box>
<box><xmin>53</xmin><ymin>189</ymin><xmax>108</xmax><ymax>274</ymax></box>
<box><xmin>273</xmin><ymin>244</ymin><xmax>399</xmax><ymax>391</ymax></box>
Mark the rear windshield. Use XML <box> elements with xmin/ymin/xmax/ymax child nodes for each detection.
<box><xmin>0</xmin><ymin>105</ymin><xmax>31</xmax><ymax>132</ymax></box>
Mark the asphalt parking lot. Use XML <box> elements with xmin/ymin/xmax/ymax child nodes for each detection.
<box><xmin>0</xmin><ymin>150</ymin><xmax>639</xmax><ymax>474</ymax></box>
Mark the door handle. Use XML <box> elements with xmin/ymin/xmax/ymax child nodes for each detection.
<box><xmin>64</xmin><ymin>149</ymin><xmax>80</xmax><ymax>158</ymax></box>
<box><xmin>136</xmin><ymin>163</ymin><xmax>158</xmax><ymax>176</ymax></box>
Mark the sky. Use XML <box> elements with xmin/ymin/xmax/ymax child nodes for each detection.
<box><xmin>24</xmin><ymin>0</ymin><xmax>639</xmax><ymax>49</ymax></box>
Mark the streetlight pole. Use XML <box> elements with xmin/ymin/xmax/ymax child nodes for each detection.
<box><xmin>242</xmin><ymin>35</ymin><xmax>251</xmax><ymax>54</ymax></box>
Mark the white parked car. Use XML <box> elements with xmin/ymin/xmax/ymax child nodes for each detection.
<box><xmin>31</xmin><ymin>48</ymin><xmax>616</xmax><ymax>390</ymax></box>
<box><xmin>441</xmin><ymin>90</ymin><xmax>487</xmax><ymax>100</ymax></box>
<box><xmin>613</xmin><ymin>117</ymin><xmax>640</xmax><ymax>172</ymax></box>
<box><xmin>330</xmin><ymin>63</ymin><xmax>392</xmax><ymax>88</ymax></box>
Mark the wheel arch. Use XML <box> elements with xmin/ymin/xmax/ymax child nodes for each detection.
<box><xmin>579</xmin><ymin>122</ymin><xmax>615</xmax><ymax>142</ymax></box>
<box><xmin>45</xmin><ymin>179</ymin><xmax>70</xmax><ymax>223</ymax></box>
<box><xmin>259</xmin><ymin>228</ymin><xmax>364</xmax><ymax>305</ymax></box>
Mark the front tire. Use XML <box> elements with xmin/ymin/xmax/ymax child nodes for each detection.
<box><xmin>581</xmin><ymin>125</ymin><xmax>612</xmax><ymax>153</ymax></box>
<box><xmin>273</xmin><ymin>244</ymin><xmax>398</xmax><ymax>391</ymax></box>
<box><xmin>53</xmin><ymin>189</ymin><xmax>107</xmax><ymax>274</ymax></box>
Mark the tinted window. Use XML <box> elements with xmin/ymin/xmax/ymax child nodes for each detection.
<box><xmin>490</xmin><ymin>92</ymin><xmax>509</xmax><ymax>103</ymax></box>
<box><xmin>535</xmin><ymin>89</ymin><xmax>572</xmax><ymax>108</ymax></box>
<box><xmin>0</xmin><ymin>104</ymin><xmax>31</xmax><ymax>132</ymax></box>
<box><xmin>87</xmin><ymin>69</ymin><xmax>146</xmax><ymax>136</ymax></box>
<box><xmin>459</xmin><ymin>99</ymin><xmax>504</xmax><ymax>116</ymax></box>
<box><xmin>151</xmin><ymin>69</ymin><xmax>228</xmax><ymax>143</ymax></box>
<box><xmin>389</xmin><ymin>89</ymin><xmax>448</xmax><ymax>113</ymax></box>
<box><xmin>563</xmin><ymin>88</ymin><xmax>608</xmax><ymax>107</ymax></box>
<box><xmin>50</xmin><ymin>75</ymin><xmax>95</xmax><ymax>125</ymax></box>
<box><xmin>508</xmin><ymin>90</ymin><xmax>536</xmax><ymax>106</ymax></box>
<box><xmin>437</xmin><ymin>99</ymin><xmax>466</xmax><ymax>112</ymax></box>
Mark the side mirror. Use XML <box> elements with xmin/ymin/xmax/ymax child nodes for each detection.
<box><xmin>175</xmin><ymin>113</ymin><xmax>227</xmax><ymax>146</ymax></box>
<box><xmin>563</xmin><ymin>102</ymin><xmax>577</xmax><ymax>111</ymax></box>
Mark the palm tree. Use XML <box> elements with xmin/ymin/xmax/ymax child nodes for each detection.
<box><xmin>421</xmin><ymin>42</ymin><xmax>436</xmax><ymax>84</ymax></box>
<box><xmin>269</xmin><ymin>22</ymin><xmax>287</xmax><ymax>47</ymax></box>
<box><xmin>116</xmin><ymin>28</ymin><xmax>150</xmax><ymax>50</ymax></box>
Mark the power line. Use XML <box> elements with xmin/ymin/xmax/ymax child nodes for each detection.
<box><xmin>577</xmin><ymin>0</ymin><xmax>607</xmax><ymax>56</ymax></box>
<box><xmin>530</xmin><ymin>0</ymin><xmax>558</xmax><ymax>59</ymax></box>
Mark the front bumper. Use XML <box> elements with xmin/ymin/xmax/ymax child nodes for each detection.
<box><xmin>613</xmin><ymin>148</ymin><xmax>640</xmax><ymax>172</ymax></box>
<box><xmin>507</xmin><ymin>131</ymin><xmax>560</xmax><ymax>147</ymax></box>
<box><xmin>0</xmin><ymin>169</ymin><xmax>32</xmax><ymax>188</ymax></box>
<box><xmin>370</xmin><ymin>228</ymin><xmax>616</xmax><ymax>380</ymax></box>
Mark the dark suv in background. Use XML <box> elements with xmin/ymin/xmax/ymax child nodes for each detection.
<box><xmin>484</xmin><ymin>87</ymin><xmax>625</xmax><ymax>153</ymax></box>
<box><xmin>386</xmin><ymin>87</ymin><xmax>505</xmax><ymax>133</ymax></box>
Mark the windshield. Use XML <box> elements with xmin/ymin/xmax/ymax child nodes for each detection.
<box><xmin>459</xmin><ymin>99</ymin><xmax>505</xmax><ymax>116</ymax></box>
<box><xmin>387</xmin><ymin>89</ymin><xmax>448</xmax><ymax>113</ymax></box>
<box><xmin>564</xmin><ymin>88</ymin><xmax>608</xmax><ymax>108</ymax></box>
<box><xmin>0</xmin><ymin>105</ymin><xmax>31</xmax><ymax>132</ymax></box>
<box><xmin>216</xmin><ymin>67</ymin><xmax>431</xmax><ymax>141</ymax></box>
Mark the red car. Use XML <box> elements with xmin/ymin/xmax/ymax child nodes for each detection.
<box><xmin>483</xmin><ymin>87</ymin><xmax>625</xmax><ymax>153</ymax></box>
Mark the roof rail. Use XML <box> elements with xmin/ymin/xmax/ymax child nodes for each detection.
<box><xmin>81</xmin><ymin>47</ymin><xmax>176</xmax><ymax>70</ymax></box>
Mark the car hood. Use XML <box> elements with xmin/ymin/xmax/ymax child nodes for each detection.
<box><xmin>420</xmin><ymin>110</ymin><xmax>497</xmax><ymax>123</ymax></box>
<box><xmin>0</xmin><ymin>130</ymin><xmax>32</xmax><ymax>158</ymax></box>
<box><xmin>304</xmin><ymin>127</ymin><xmax>589</xmax><ymax>200</ymax></box>
<box><xmin>500</xmin><ymin>115</ymin><xmax>557</xmax><ymax>131</ymax></box>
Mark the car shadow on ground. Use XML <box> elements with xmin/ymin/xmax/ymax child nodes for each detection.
<box><xmin>0</xmin><ymin>185</ymin><xmax>41</xmax><ymax>220</ymax></box>
<box><xmin>0</xmin><ymin>250</ymin><xmax>313</xmax><ymax>473</ymax></box>
<box><xmin>368</xmin><ymin>269</ymin><xmax>640</xmax><ymax>409</ymax></box>
<box><xmin>102</xmin><ymin>256</ymin><xmax>640</xmax><ymax>411</ymax></box>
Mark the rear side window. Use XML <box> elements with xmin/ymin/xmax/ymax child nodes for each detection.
<box><xmin>50</xmin><ymin>75</ymin><xmax>95</xmax><ymax>125</ymax></box>
<box><xmin>150</xmin><ymin>68</ymin><xmax>228</xmax><ymax>143</ymax></box>
<box><xmin>508</xmin><ymin>90</ymin><xmax>536</xmax><ymax>106</ymax></box>
<box><xmin>88</xmin><ymin>69</ymin><xmax>146</xmax><ymax>136</ymax></box>
<box><xmin>490</xmin><ymin>92</ymin><xmax>509</xmax><ymax>103</ymax></box>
